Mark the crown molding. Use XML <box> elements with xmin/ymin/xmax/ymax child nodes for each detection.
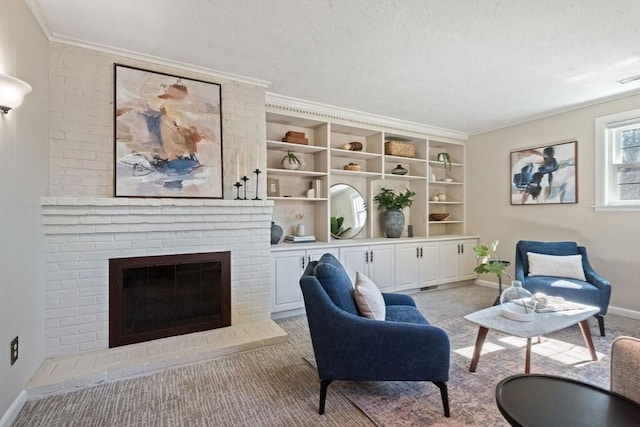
<box><xmin>470</xmin><ymin>89</ymin><xmax>640</xmax><ymax>136</ymax></box>
<box><xmin>266</xmin><ymin>92</ymin><xmax>468</xmax><ymax>141</ymax></box>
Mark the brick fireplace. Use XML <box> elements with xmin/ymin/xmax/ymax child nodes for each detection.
<box><xmin>41</xmin><ymin>197</ymin><xmax>274</xmax><ymax>357</ymax></box>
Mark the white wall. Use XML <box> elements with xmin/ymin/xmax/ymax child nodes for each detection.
<box><xmin>467</xmin><ymin>94</ymin><xmax>640</xmax><ymax>314</ymax></box>
<box><xmin>0</xmin><ymin>0</ymin><xmax>49</xmax><ymax>421</ymax></box>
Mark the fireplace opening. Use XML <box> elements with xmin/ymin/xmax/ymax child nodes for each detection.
<box><xmin>109</xmin><ymin>252</ymin><xmax>231</xmax><ymax>347</ymax></box>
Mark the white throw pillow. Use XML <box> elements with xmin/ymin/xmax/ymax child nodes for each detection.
<box><xmin>527</xmin><ymin>252</ymin><xmax>586</xmax><ymax>281</ymax></box>
<box><xmin>354</xmin><ymin>271</ymin><xmax>386</xmax><ymax>320</ymax></box>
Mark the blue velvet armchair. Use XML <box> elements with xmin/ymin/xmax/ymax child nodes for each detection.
<box><xmin>515</xmin><ymin>240</ymin><xmax>612</xmax><ymax>336</ymax></box>
<box><xmin>299</xmin><ymin>253</ymin><xmax>450</xmax><ymax>417</ymax></box>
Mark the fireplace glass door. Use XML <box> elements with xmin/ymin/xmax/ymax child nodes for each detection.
<box><xmin>109</xmin><ymin>252</ymin><xmax>230</xmax><ymax>347</ymax></box>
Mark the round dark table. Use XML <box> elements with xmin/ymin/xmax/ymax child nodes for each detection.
<box><xmin>495</xmin><ymin>374</ymin><xmax>640</xmax><ymax>427</ymax></box>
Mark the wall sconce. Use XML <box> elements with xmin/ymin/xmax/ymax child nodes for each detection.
<box><xmin>0</xmin><ymin>72</ymin><xmax>32</xmax><ymax>114</ymax></box>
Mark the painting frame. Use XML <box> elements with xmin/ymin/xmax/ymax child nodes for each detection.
<box><xmin>510</xmin><ymin>140</ymin><xmax>578</xmax><ymax>205</ymax></box>
<box><xmin>267</xmin><ymin>177</ymin><xmax>280</xmax><ymax>197</ymax></box>
<box><xmin>113</xmin><ymin>64</ymin><xmax>223</xmax><ymax>198</ymax></box>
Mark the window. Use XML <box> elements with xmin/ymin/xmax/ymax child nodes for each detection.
<box><xmin>595</xmin><ymin>108</ymin><xmax>640</xmax><ymax>211</ymax></box>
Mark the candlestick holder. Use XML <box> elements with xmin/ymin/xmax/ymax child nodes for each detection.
<box><xmin>241</xmin><ymin>176</ymin><xmax>250</xmax><ymax>200</ymax></box>
<box><xmin>233</xmin><ymin>182</ymin><xmax>242</xmax><ymax>200</ymax></box>
<box><xmin>252</xmin><ymin>168</ymin><xmax>262</xmax><ymax>200</ymax></box>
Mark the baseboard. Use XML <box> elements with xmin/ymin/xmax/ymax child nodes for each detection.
<box><xmin>271</xmin><ymin>307</ymin><xmax>305</xmax><ymax>320</ymax></box>
<box><xmin>472</xmin><ymin>280</ymin><xmax>640</xmax><ymax>320</ymax></box>
<box><xmin>608</xmin><ymin>306</ymin><xmax>640</xmax><ymax>320</ymax></box>
<box><xmin>474</xmin><ymin>279</ymin><xmax>498</xmax><ymax>289</ymax></box>
<box><xmin>0</xmin><ymin>390</ymin><xmax>26</xmax><ymax>427</ymax></box>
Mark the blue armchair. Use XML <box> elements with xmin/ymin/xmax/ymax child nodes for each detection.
<box><xmin>515</xmin><ymin>240</ymin><xmax>612</xmax><ymax>336</ymax></box>
<box><xmin>299</xmin><ymin>253</ymin><xmax>450</xmax><ymax>417</ymax></box>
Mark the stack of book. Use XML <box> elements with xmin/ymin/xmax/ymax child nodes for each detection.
<box><xmin>284</xmin><ymin>235</ymin><xmax>316</xmax><ymax>243</ymax></box>
<box><xmin>281</xmin><ymin>130</ymin><xmax>309</xmax><ymax>145</ymax></box>
<box><xmin>533</xmin><ymin>293</ymin><xmax>585</xmax><ymax>312</ymax></box>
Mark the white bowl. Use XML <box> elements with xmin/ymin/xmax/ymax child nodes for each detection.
<box><xmin>501</xmin><ymin>308</ymin><xmax>535</xmax><ymax>322</ymax></box>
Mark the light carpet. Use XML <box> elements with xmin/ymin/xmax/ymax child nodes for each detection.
<box><xmin>12</xmin><ymin>285</ymin><xmax>638</xmax><ymax>426</ymax></box>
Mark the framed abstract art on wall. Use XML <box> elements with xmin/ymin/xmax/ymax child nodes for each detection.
<box><xmin>511</xmin><ymin>140</ymin><xmax>577</xmax><ymax>205</ymax></box>
<box><xmin>113</xmin><ymin>64</ymin><xmax>223</xmax><ymax>198</ymax></box>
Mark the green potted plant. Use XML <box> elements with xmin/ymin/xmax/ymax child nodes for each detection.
<box><xmin>373</xmin><ymin>187</ymin><xmax>416</xmax><ymax>238</ymax></box>
<box><xmin>473</xmin><ymin>240</ymin><xmax>510</xmax><ymax>277</ymax></box>
<box><xmin>436</xmin><ymin>152</ymin><xmax>452</xmax><ymax>171</ymax></box>
<box><xmin>282</xmin><ymin>151</ymin><xmax>304</xmax><ymax>170</ymax></box>
<box><xmin>330</xmin><ymin>216</ymin><xmax>351</xmax><ymax>238</ymax></box>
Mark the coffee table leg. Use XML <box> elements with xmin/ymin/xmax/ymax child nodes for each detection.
<box><xmin>578</xmin><ymin>319</ymin><xmax>598</xmax><ymax>361</ymax></box>
<box><xmin>525</xmin><ymin>337</ymin><xmax>532</xmax><ymax>373</ymax></box>
<box><xmin>469</xmin><ymin>326</ymin><xmax>489</xmax><ymax>372</ymax></box>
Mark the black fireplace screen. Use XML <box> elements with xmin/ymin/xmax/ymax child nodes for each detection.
<box><xmin>109</xmin><ymin>252</ymin><xmax>231</xmax><ymax>347</ymax></box>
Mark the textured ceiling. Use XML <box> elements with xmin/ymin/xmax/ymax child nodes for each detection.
<box><xmin>29</xmin><ymin>0</ymin><xmax>640</xmax><ymax>135</ymax></box>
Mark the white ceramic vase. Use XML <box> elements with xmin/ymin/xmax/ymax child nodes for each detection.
<box><xmin>282</xmin><ymin>156</ymin><xmax>304</xmax><ymax>170</ymax></box>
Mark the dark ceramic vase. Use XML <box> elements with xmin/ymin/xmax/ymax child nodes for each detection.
<box><xmin>381</xmin><ymin>209</ymin><xmax>404</xmax><ymax>238</ymax></box>
<box><xmin>391</xmin><ymin>164</ymin><xmax>408</xmax><ymax>175</ymax></box>
<box><xmin>271</xmin><ymin>221</ymin><xmax>283</xmax><ymax>244</ymax></box>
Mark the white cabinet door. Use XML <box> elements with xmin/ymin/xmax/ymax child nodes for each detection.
<box><xmin>439</xmin><ymin>241</ymin><xmax>460</xmax><ymax>283</ymax></box>
<box><xmin>418</xmin><ymin>242</ymin><xmax>440</xmax><ymax>287</ymax></box>
<box><xmin>339</xmin><ymin>244</ymin><xmax>395</xmax><ymax>292</ymax></box>
<box><xmin>395</xmin><ymin>243</ymin><xmax>420</xmax><ymax>291</ymax></box>
<box><xmin>459</xmin><ymin>239</ymin><xmax>478</xmax><ymax>280</ymax></box>
<box><xmin>368</xmin><ymin>244</ymin><xmax>395</xmax><ymax>292</ymax></box>
<box><xmin>439</xmin><ymin>239</ymin><xmax>478</xmax><ymax>283</ymax></box>
<box><xmin>271</xmin><ymin>250</ymin><xmax>305</xmax><ymax>312</ymax></box>
<box><xmin>339</xmin><ymin>246</ymin><xmax>368</xmax><ymax>284</ymax></box>
<box><xmin>271</xmin><ymin>247</ymin><xmax>340</xmax><ymax>314</ymax></box>
<box><xmin>396</xmin><ymin>242</ymin><xmax>439</xmax><ymax>291</ymax></box>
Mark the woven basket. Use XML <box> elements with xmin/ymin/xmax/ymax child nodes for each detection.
<box><xmin>385</xmin><ymin>141</ymin><xmax>415</xmax><ymax>158</ymax></box>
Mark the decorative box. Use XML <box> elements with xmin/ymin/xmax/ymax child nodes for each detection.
<box><xmin>282</xmin><ymin>130</ymin><xmax>309</xmax><ymax>145</ymax></box>
<box><xmin>385</xmin><ymin>141</ymin><xmax>415</xmax><ymax>158</ymax></box>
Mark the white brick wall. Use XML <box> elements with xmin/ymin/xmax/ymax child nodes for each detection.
<box><xmin>42</xmin><ymin>197</ymin><xmax>274</xmax><ymax>357</ymax></box>
<box><xmin>49</xmin><ymin>43</ymin><xmax>267</xmax><ymax>199</ymax></box>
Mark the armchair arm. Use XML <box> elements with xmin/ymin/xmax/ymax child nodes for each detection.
<box><xmin>382</xmin><ymin>292</ymin><xmax>416</xmax><ymax>307</ymax></box>
<box><xmin>578</xmin><ymin>247</ymin><xmax>610</xmax><ymax>288</ymax></box>
<box><xmin>578</xmin><ymin>246</ymin><xmax>612</xmax><ymax>313</ymax></box>
<box><xmin>301</xmin><ymin>277</ymin><xmax>450</xmax><ymax>383</ymax></box>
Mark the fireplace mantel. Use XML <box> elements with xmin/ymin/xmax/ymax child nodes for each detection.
<box><xmin>41</xmin><ymin>197</ymin><xmax>273</xmax><ymax>207</ymax></box>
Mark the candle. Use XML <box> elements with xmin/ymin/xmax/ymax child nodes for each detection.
<box><xmin>256</xmin><ymin>143</ymin><xmax>259</xmax><ymax>169</ymax></box>
<box><xmin>236</xmin><ymin>154</ymin><xmax>239</xmax><ymax>182</ymax></box>
<box><xmin>243</xmin><ymin>151</ymin><xmax>247</xmax><ymax>176</ymax></box>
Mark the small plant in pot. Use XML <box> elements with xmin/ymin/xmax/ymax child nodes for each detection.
<box><xmin>373</xmin><ymin>187</ymin><xmax>416</xmax><ymax>238</ymax></box>
<box><xmin>282</xmin><ymin>151</ymin><xmax>304</xmax><ymax>170</ymax></box>
<box><xmin>330</xmin><ymin>216</ymin><xmax>351</xmax><ymax>238</ymax></box>
<box><xmin>436</xmin><ymin>152</ymin><xmax>452</xmax><ymax>171</ymax></box>
<box><xmin>473</xmin><ymin>240</ymin><xmax>510</xmax><ymax>278</ymax></box>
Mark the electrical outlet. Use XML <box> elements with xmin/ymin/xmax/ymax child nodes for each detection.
<box><xmin>10</xmin><ymin>336</ymin><xmax>18</xmax><ymax>365</ymax></box>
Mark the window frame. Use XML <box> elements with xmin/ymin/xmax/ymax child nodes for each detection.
<box><xmin>595</xmin><ymin>108</ymin><xmax>640</xmax><ymax>211</ymax></box>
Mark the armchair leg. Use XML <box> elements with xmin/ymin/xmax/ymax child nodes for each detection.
<box><xmin>318</xmin><ymin>380</ymin><xmax>332</xmax><ymax>414</ymax></box>
<box><xmin>433</xmin><ymin>381</ymin><xmax>450</xmax><ymax>418</ymax></box>
<box><xmin>595</xmin><ymin>314</ymin><xmax>605</xmax><ymax>337</ymax></box>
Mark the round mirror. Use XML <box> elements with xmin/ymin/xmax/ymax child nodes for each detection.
<box><xmin>330</xmin><ymin>184</ymin><xmax>367</xmax><ymax>239</ymax></box>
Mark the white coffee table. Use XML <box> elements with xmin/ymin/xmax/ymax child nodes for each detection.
<box><xmin>464</xmin><ymin>304</ymin><xmax>599</xmax><ymax>373</ymax></box>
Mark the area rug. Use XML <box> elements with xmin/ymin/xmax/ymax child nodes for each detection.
<box><xmin>306</xmin><ymin>314</ymin><xmax>631</xmax><ymax>426</ymax></box>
